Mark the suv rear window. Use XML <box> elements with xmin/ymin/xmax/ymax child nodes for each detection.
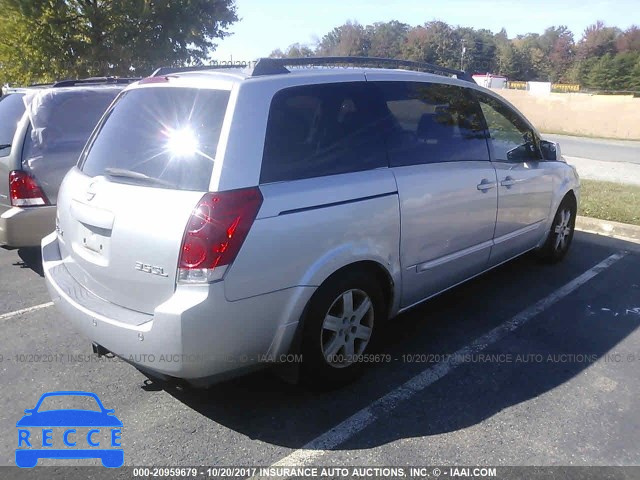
<box><xmin>260</xmin><ymin>82</ymin><xmax>388</xmax><ymax>183</ymax></box>
<box><xmin>0</xmin><ymin>93</ymin><xmax>26</xmax><ymax>157</ymax></box>
<box><xmin>80</xmin><ymin>87</ymin><xmax>230</xmax><ymax>192</ymax></box>
<box><xmin>22</xmin><ymin>88</ymin><xmax>122</xmax><ymax>172</ymax></box>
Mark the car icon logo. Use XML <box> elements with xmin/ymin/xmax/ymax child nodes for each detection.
<box><xmin>16</xmin><ymin>391</ymin><xmax>123</xmax><ymax>468</ymax></box>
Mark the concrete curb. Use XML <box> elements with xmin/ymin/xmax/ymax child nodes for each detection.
<box><xmin>576</xmin><ymin>216</ymin><xmax>640</xmax><ymax>244</ymax></box>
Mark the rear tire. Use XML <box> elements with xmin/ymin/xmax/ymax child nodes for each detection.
<box><xmin>536</xmin><ymin>195</ymin><xmax>576</xmax><ymax>263</ymax></box>
<box><xmin>300</xmin><ymin>269</ymin><xmax>386</xmax><ymax>390</ymax></box>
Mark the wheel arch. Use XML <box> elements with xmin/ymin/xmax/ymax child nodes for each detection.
<box><xmin>563</xmin><ymin>188</ymin><xmax>578</xmax><ymax>208</ymax></box>
<box><xmin>319</xmin><ymin>260</ymin><xmax>396</xmax><ymax>316</ymax></box>
<box><xmin>285</xmin><ymin>259</ymin><xmax>398</xmax><ymax>358</ymax></box>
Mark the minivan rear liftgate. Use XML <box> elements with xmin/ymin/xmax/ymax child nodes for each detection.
<box><xmin>55</xmin><ymin>85</ymin><xmax>232</xmax><ymax>314</ymax></box>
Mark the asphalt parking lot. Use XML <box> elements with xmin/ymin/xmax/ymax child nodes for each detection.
<box><xmin>1</xmin><ymin>231</ymin><xmax>639</xmax><ymax>473</ymax></box>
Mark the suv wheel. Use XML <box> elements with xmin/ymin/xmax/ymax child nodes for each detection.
<box><xmin>537</xmin><ymin>195</ymin><xmax>576</xmax><ymax>263</ymax></box>
<box><xmin>300</xmin><ymin>269</ymin><xmax>386</xmax><ymax>389</ymax></box>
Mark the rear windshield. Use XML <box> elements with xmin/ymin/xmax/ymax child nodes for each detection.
<box><xmin>22</xmin><ymin>88</ymin><xmax>122</xmax><ymax>174</ymax></box>
<box><xmin>80</xmin><ymin>87</ymin><xmax>231</xmax><ymax>191</ymax></box>
<box><xmin>0</xmin><ymin>93</ymin><xmax>26</xmax><ymax>157</ymax></box>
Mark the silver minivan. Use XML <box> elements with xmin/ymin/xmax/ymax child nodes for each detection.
<box><xmin>42</xmin><ymin>58</ymin><xmax>580</xmax><ymax>388</ymax></box>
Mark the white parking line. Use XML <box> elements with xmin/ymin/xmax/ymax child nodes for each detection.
<box><xmin>266</xmin><ymin>251</ymin><xmax>627</xmax><ymax>469</ymax></box>
<box><xmin>0</xmin><ymin>302</ymin><xmax>54</xmax><ymax>322</ymax></box>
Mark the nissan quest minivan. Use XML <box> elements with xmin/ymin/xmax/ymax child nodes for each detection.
<box><xmin>42</xmin><ymin>58</ymin><xmax>580</xmax><ymax>388</ymax></box>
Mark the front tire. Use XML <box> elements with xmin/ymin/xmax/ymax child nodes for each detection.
<box><xmin>537</xmin><ymin>195</ymin><xmax>576</xmax><ymax>263</ymax></box>
<box><xmin>300</xmin><ymin>269</ymin><xmax>386</xmax><ymax>389</ymax></box>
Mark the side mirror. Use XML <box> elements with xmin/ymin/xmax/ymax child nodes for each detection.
<box><xmin>506</xmin><ymin>142</ymin><xmax>537</xmax><ymax>162</ymax></box>
<box><xmin>24</xmin><ymin>409</ymin><xmax>34</xmax><ymax>415</ymax></box>
<box><xmin>540</xmin><ymin>140</ymin><xmax>562</xmax><ymax>161</ymax></box>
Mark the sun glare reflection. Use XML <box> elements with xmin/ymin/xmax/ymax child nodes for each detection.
<box><xmin>165</xmin><ymin>127</ymin><xmax>199</xmax><ymax>158</ymax></box>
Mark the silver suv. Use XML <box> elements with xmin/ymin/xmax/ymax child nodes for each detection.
<box><xmin>42</xmin><ymin>58</ymin><xmax>580</xmax><ymax>388</ymax></box>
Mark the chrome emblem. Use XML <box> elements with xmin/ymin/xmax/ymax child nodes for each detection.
<box><xmin>135</xmin><ymin>262</ymin><xmax>169</xmax><ymax>277</ymax></box>
<box><xmin>86</xmin><ymin>182</ymin><xmax>97</xmax><ymax>201</ymax></box>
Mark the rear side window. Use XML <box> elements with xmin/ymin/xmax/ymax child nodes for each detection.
<box><xmin>0</xmin><ymin>93</ymin><xmax>26</xmax><ymax>158</ymax></box>
<box><xmin>375</xmin><ymin>82</ymin><xmax>490</xmax><ymax>167</ymax></box>
<box><xmin>260</xmin><ymin>82</ymin><xmax>388</xmax><ymax>183</ymax></box>
<box><xmin>80</xmin><ymin>87</ymin><xmax>230</xmax><ymax>192</ymax></box>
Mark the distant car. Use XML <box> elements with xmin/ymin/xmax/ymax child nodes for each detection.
<box><xmin>15</xmin><ymin>391</ymin><xmax>123</xmax><ymax>468</ymax></box>
<box><xmin>0</xmin><ymin>77</ymin><xmax>138</xmax><ymax>248</ymax></box>
<box><xmin>43</xmin><ymin>57</ymin><xmax>580</xmax><ymax>389</ymax></box>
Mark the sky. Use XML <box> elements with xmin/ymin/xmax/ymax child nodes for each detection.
<box><xmin>211</xmin><ymin>0</ymin><xmax>638</xmax><ymax>62</ymax></box>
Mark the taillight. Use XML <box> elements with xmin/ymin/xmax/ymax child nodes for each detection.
<box><xmin>9</xmin><ymin>171</ymin><xmax>49</xmax><ymax>207</ymax></box>
<box><xmin>178</xmin><ymin>187</ymin><xmax>263</xmax><ymax>284</ymax></box>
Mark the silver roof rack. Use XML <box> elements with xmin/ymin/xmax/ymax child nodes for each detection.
<box><xmin>151</xmin><ymin>57</ymin><xmax>475</xmax><ymax>83</ymax></box>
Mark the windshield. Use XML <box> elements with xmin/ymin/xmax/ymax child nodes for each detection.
<box><xmin>0</xmin><ymin>93</ymin><xmax>26</xmax><ymax>157</ymax></box>
<box><xmin>80</xmin><ymin>87</ymin><xmax>231</xmax><ymax>192</ymax></box>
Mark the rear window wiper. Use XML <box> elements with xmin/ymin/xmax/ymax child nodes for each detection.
<box><xmin>0</xmin><ymin>144</ymin><xmax>10</xmax><ymax>151</ymax></box>
<box><xmin>103</xmin><ymin>168</ymin><xmax>173</xmax><ymax>187</ymax></box>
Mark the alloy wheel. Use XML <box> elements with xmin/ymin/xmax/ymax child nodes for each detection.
<box><xmin>554</xmin><ymin>208</ymin><xmax>573</xmax><ymax>252</ymax></box>
<box><xmin>320</xmin><ymin>289</ymin><xmax>374</xmax><ymax>368</ymax></box>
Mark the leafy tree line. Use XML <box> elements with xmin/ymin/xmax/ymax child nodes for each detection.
<box><xmin>0</xmin><ymin>0</ymin><xmax>237</xmax><ymax>85</ymax></box>
<box><xmin>270</xmin><ymin>20</ymin><xmax>640</xmax><ymax>91</ymax></box>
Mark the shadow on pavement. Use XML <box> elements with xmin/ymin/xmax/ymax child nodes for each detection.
<box><xmin>15</xmin><ymin>247</ymin><xmax>44</xmax><ymax>277</ymax></box>
<box><xmin>155</xmin><ymin>234</ymin><xmax>639</xmax><ymax>450</ymax></box>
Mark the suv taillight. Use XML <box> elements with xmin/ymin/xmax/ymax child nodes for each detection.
<box><xmin>178</xmin><ymin>187</ymin><xmax>263</xmax><ymax>284</ymax></box>
<box><xmin>9</xmin><ymin>171</ymin><xmax>49</xmax><ymax>207</ymax></box>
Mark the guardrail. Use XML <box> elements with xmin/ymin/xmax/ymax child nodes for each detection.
<box><xmin>507</xmin><ymin>81</ymin><xmax>527</xmax><ymax>90</ymax></box>
<box><xmin>552</xmin><ymin>83</ymin><xmax>580</xmax><ymax>93</ymax></box>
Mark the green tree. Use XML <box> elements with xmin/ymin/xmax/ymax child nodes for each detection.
<box><xmin>316</xmin><ymin>21</ymin><xmax>370</xmax><ymax>56</ymax></box>
<box><xmin>496</xmin><ymin>41</ymin><xmax>522</xmax><ymax>79</ymax></box>
<box><xmin>402</xmin><ymin>21</ymin><xmax>461</xmax><ymax>68</ymax></box>
<box><xmin>268</xmin><ymin>48</ymin><xmax>285</xmax><ymax>58</ymax></box>
<box><xmin>610</xmin><ymin>51</ymin><xmax>640</xmax><ymax>89</ymax></box>
<box><xmin>0</xmin><ymin>2</ymin><xmax>75</xmax><ymax>84</ymax></box>
<box><xmin>269</xmin><ymin>43</ymin><xmax>314</xmax><ymax>58</ymax></box>
<box><xmin>458</xmin><ymin>27</ymin><xmax>497</xmax><ymax>73</ymax></box>
<box><xmin>0</xmin><ymin>0</ymin><xmax>238</xmax><ymax>84</ymax></box>
<box><xmin>512</xmin><ymin>34</ymin><xmax>551</xmax><ymax>80</ymax></box>
<box><xmin>616</xmin><ymin>26</ymin><xmax>640</xmax><ymax>53</ymax></box>
<box><xmin>630</xmin><ymin>55</ymin><xmax>640</xmax><ymax>90</ymax></box>
<box><xmin>365</xmin><ymin>21</ymin><xmax>409</xmax><ymax>58</ymax></box>
<box><xmin>539</xmin><ymin>26</ymin><xmax>575</xmax><ymax>82</ymax></box>
<box><xmin>586</xmin><ymin>53</ymin><xmax>616</xmax><ymax>88</ymax></box>
<box><xmin>566</xmin><ymin>56</ymin><xmax>597</xmax><ymax>85</ymax></box>
<box><xmin>268</xmin><ymin>18</ymin><xmax>640</xmax><ymax>91</ymax></box>
<box><xmin>577</xmin><ymin>21</ymin><xmax>620</xmax><ymax>59</ymax></box>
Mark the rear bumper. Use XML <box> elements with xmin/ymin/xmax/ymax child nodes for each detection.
<box><xmin>0</xmin><ymin>204</ymin><xmax>56</xmax><ymax>247</ymax></box>
<box><xmin>42</xmin><ymin>232</ymin><xmax>315</xmax><ymax>383</ymax></box>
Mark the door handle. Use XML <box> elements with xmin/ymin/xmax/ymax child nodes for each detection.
<box><xmin>477</xmin><ymin>179</ymin><xmax>496</xmax><ymax>192</ymax></box>
<box><xmin>501</xmin><ymin>176</ymin><xmax>517</xmax><ymax>188</ymax></box>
